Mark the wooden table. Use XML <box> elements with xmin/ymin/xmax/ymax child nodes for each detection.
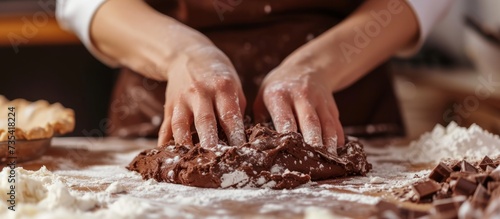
<box><xmin>1</xmin><ymin>137</ymin><xmax>432</xmax><ymax>218</ymax></box>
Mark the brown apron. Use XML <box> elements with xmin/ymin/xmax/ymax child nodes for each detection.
<box><xmin>107</xmin><ymin>0</ymin><xmax>405</xmax><ymax>138</ymax></box>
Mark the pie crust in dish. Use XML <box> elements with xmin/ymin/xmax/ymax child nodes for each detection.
<box><xmin>0</xmin><ymin>96</ymin><xmax>75</xmax><ymax>141</ymax></box>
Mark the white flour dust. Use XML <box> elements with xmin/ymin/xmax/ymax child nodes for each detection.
<box><xmin>321</xmin><ymin>122</ymin><xmax>500</xmax><ymax>196</ymax></box>
<box><xmin>1</xmin><ymin>122</ymin><xmax>499</xmax><ymax>218</ymax></box>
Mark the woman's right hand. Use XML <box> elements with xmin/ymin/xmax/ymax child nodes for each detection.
<box><xmin>90</xmin><ymin>0</ymin><xmax>246</xmax><ymax>147</ymax></box>
<box><xmin>159</xmin><ymin>47</ymin><xmax>247</xmax><ymax>148</ymax></box>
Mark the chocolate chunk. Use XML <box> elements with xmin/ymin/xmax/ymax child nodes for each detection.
<box><xmin>375</xmin><ymin>200</ymin><xmax>428</xmax><ymax>219</ymax></box>
<box><xmin>435</xmin><ymin>182</ymin><xmax>453</xmax><ymax>199</ymax></box>
<box><xmin>492</xmin><ymin>186</ymin><xmax>500</xmax><ymax>199</ymax></box>
<box><xmin>479</xmin><ymin>156</ymin><xmax>496</xmax><ymax>171</ymax></box>
<box><xmin>486</xmin><ymin>165</ymin><xmax>496</xmax><ymax>174</ymax></box>
<box><xmin>450</xmin><ymin>171</ymin><xmax>473</xmax><ymax>180</ymax></box>
<box><xmin>375</xmin><ymin>200</ymin><xmax>400</xmax><ymax>217</ymax></box>
<box><xmin>453</xmin><ymin>178</ymin><xmax>478</xmax><ymax>196</ymax></box>
<box><xmin>471</xmin><ymin>173</ymin><xmax>491</xmax><ymax>186</ymax></box>
<box><xmin>489</xmin><ymin>166</ymin><xmax>500</xmax><ymax>181</ymax></box>
<box><xmin>400</xmin><ymin>208</ymin><xmax>428</xmax><ymax>219</ymax></box>
<box><xmin>432</xmin><ymin>196</ymin><xmax>466</xmax><ymax>219</ymax></box>
<box><xmin>429</xmin><ymin>162</ymin><xmax>453</xmax><ymax>183</ymax></box>
<box><xmin>451</xmin><ymin>161</ymin><xmax>462</xmax><ymax>172</ymax></box>
<box><xmin>471</xmin><ymin>185</ymin><xmax>490</xmax><ymax>208</ymax></box>
<box><xmin>459</xmin><ymin>160</ymin><xmax>478</xmax><ymax>173</ymax></box>
<box><xmin>488</xmin><ymin>181</ymin><xmax>500</xmax><ymax>193</ymax></box>
<box><xmin>412</xmin><ymin>180</ymin><xmax>441</xmax><ymax>201</ymax></box>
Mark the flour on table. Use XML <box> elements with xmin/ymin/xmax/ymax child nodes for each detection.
<box><xmin>1</xmin><ymin>122</ymin><xmax>499</xmax><ymax>218</ymax></box>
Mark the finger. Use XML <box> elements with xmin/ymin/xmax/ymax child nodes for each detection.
<box><xmin>238</xmin><ymin>91</ymin><xmax>247</xmax><ymax>117</ymax></box>
<box><xmin>170</xmin><ymin>104</ymin><xmax>193</xmax><ymax>146</ymax></box>
<box><xmin>158</xmin><ymin>112</ymin><xmax>173</xmax><ymax>147</ymax></box>
<box><xmin>294</xmin><ymin>99</ymin><xmax>322</xmax><ymax>147</ymax></box>
<box><xmin>264</xmin><ymin>92</ymin><xmax>297</xmax><ymax>133</ymax></box>
<box><xmin>328</xmin><ymin>99</ymin><xmax>345</xmax><ymax>146</ymax></box>
<box><xmin>215</xmin><ymin>93</ymin><xmax>246</xmax><ymax>146</ymax></box>
<box><xmin>192</xmin><ymin>95</ymin><xmax>218</xmax><ymax>148</ymax></box>
<box><xmin>317</xmin><ymin>102</ymin><xmax>339</xmax><ymax>154</ymax></box>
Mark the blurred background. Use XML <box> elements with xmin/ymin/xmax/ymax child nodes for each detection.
<box><xmin>1</xmin><ymin>0</ymin><xmax>499</xmax><ymax>138</ymax></box>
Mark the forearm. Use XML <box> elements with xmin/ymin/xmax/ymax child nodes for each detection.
<box><xmin>280</xmin><ymin>0</ymin><xmax>418</xmax><ymax>92</ymax></box>
<box><xmin>90</xmin><ymin>0</ymin><xmax>219</xmax><ymax>81</ymax></box>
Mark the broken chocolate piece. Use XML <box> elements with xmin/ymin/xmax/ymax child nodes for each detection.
<box><xmin>453</xmin><ymin>178</ymin><xmax>478</xmax><ymax>196</ymax></box>
<box><xmin>450</xmin><ymin>171</ymin><xmax>473</xmax><ymax>180</ymax></box>
<box><xmin>451</xmin><ymin>161</ymin><xmax>462</xmax><ymax>172</ymax></box>
<box><xmin>400</xmin><ymin>208</ymin><xmax>428</xmax><ymax>219</ymax></box>
<box><xmin>432</xmin><ymin>196</ymin><xmax>466</xmax><ymax>219</ymax></box>
<box><xmin>471</xmin><ymin>184</ymin><xmax>490</xmax><ymax>208</ymax></box>
<box><xmin>459</xmin><ymin>160</ymin><xmax>478</xmax><ymax>173</ymax></box>
<box><xmin>375</xmin><ymin>200</ymin><xmax>400</xmax><ymax>218</ymax></box>
<box><xmin>486</xmin><ymin>165</ymin><xmax>496</xmax><ymax>174</ymax></box>
<box><xmin>488</xmin><ymin>181</ymin><xmax>500</xmax><ymax>193</ymax></box>
<box><xmin>479</xmin><ymin>156</ymin><xmax>496</xmax><ymax>171</ymax></box>
<box><xmin>375</xmin><ymin>200</ymin><xmax>429</xmax><ymax>219</ymax></box>
<box><xmin>412</xmin><ymin>180</ymin><xmax>441</xmax><ymax>201</ymax></box>
<box><xmin>429</xmin><ymin>162</ymin><xmax>453</xmax><ymax>183</ymax></box>
<box><xmin>470</xmin><ymin>173</ymin><xmax>491</xmax><ymax>186</ymax></box>
<box><xmin>490</xmin><ymin>166</ymin><xmax>500</xmax><ymax>181</ymax></box>
<box><xmin>435</xmin><ymin>182</ymin><xmax>453</xmax><ymax>199</ymax></box>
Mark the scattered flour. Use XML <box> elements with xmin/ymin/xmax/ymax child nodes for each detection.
<box><xmin>220</xmin><ymin>170</ymin><xmax>249</xmax><ymax>188</ymax></box>
<box><xmin>105</xmin><ymin>182</ymin><xmax>125</xmax><ymax>194</ymax></box>
<box><xmin>304</xmin><ymin>207</ymin><xmax>349</xmax><ymax>219</ymax></box>
<box><xmin>2</xmin><ymin>122</ymin><xmax>498</xmax><ymax>218</ymax></box>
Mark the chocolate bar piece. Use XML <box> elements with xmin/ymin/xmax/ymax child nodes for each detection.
<box><xmin>400</xmin><ymin>208</ymin><xmax>428</xmax><ymax>219</ymax></box>
<box><xmin>429</xmin><ymin>162</ymin><xmax>453</xmax><ymax>183</ymax></box>
<box><xmin>432</xmin><ymin>196</ymin><xmax>466</xmax><ymax>219</ymax></box>
<box><xmin>412</xmin><ymin>180</ymin><xmax>441</xmax><ymax>201</ymax></box>
<box><xmin>435</xmin><ymin>182</ymin><xmax>452</xmax><ymax>199</ymax></box>
<box><xmin>375</xmin><ymin>200</ymin><xmax>429</xmax><ymax>219</ymax></box>
<box><xmin>471</xmin><ymin>185</ymin><xmax>490</xmax><ymax>208</ymax></box>
<box><xmin>375</xmin><ymin>200</ymin><xmax>400</xmax><ymax>218</ymax></box>
<box><xmin>488</xmin><ymin>181</ymin><xmax>500</xmax><ymax>193</ymax></box>
<box><xmin>451</xmin><ymin>161</ymin><xmax>462</xmax><ymax>172</ymax></box>
<box><xmin>453</xmin><ymin>178</ymin><xmax>478</xmax><ymax>196</ymax></box>
<box><xmin>460</xmin><ymin>160</ymin><xmax>478</xmax><ymax>173</ymax></box>
<box><xmin>486</xmin><ymin>165</ymin><xmax>496</xmax><ymax>174</ymax></box>
<box><xmin>490</xmin><ymin>166</ymin><xmax>500</xmax><ymax>181</ymax></box>
<box><xmin>450</xmin><ymin>171</ymin><xmax>473</xmax><ymax>180</ymax></box>
<box><xmin>479</xmin><ymin>156</ymin><xmax>496</xmax><ymax>170</ymax></box>
<box><xmin>471</xmin><ymin>173</ymin><xmax>490</xmax><ymax>186</ymax></box>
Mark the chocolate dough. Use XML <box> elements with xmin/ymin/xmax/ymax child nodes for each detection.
<box><xmin>127</xmin><ymin>124</ymin><xmax>372</xmax><ymax>189</ymax></box>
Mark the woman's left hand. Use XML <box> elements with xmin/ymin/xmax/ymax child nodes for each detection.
<box><xmin>253</xmin><ymin>64</ymin><xmax>345</xmax><ymax>153</ymax></box>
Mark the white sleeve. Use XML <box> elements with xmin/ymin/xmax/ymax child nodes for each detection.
<box><xmin>397</xmin><ymin>0</ymin><xmax>454</xmax><ymax>57</ymax></box>
<box><xmin>56</xmin><ymin>0</ymin><xmax>119</xmax><ymax>67</ymax></box>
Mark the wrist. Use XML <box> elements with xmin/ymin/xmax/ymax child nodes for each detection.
<box><xmin>129</xmin><ymin>20</ymin><xmax>218</xmax><ymax>81</ymax></box>
<box><xmin>278</xmin><ymin>52</ymin><xmax>342</xmax><ymax>93</ymax></box>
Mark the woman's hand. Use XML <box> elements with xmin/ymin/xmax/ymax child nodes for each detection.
<box><xmin>254</xmin><ymin>64</ymin><xmax>345</xmax><ymax>152</ymax></box>
<box><xmin>159</xmin><ymin>47</ymin><xmax>247</xmax><ymax>148</ymax></box>
<box><xmin>91</xmin><ymin>0</ymin><xmax>246</xmax><ymax>147</ymax></box>
<box><xmin>254</xmin><ymin>0</ymin><xmax>420</xmax><ymax>151</ymax></box>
